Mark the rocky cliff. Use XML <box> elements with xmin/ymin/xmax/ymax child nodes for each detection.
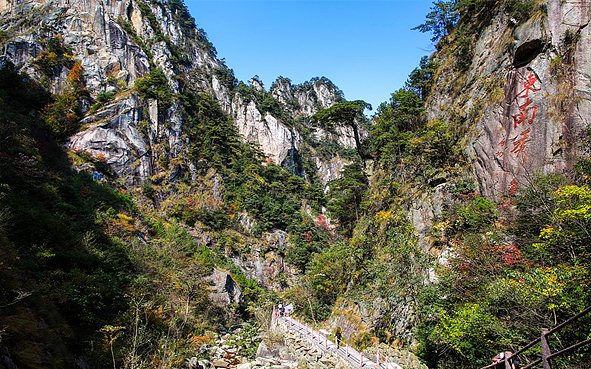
<box><xmin>407</xmin><ymin>0</ymin><xmax>591</xmax><ymax>282</ymax></box>
<box><xmin>227</xmin><ymin>76</ymin><xmax>355</xmax><ymax>184</ymax></box>
<box><xmin>427</xmin><ymin>0</ymin><xmax>591</xmax><ymax>197</ymax></box>
<box><xmin>0</xmin><ymin>2</ymin><xmax>360</xmax><ymax>367</ymax></box>
<box><xmin>0</xmin><ymin>0</ymin><xmax>351</xmax><ymax>186</ymax></box>
<box><xmin>400</xmin><ymin>0</ymin><xmax>591</xmax><ymax>249</ymax></box>
<box><xmin>330</xmin><ymin>0</ymin><xmax>591</xmax><ymax>352</ymax></box>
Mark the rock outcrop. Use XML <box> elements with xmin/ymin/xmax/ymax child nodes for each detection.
<box><xmin>2</xmin><ymin>0</ymin><xmax>221</xmax><ymax>183</ymax></box>
<box><xmin>205</xmin><ymin>268</ymin><xmax>241</xmax><ymax>306</ymax></box>
<box><xmin>226</xmin><ymin>76</ymin><xmax>355</xmax><ymax>184</ymax></box>
<box><xmin>427</xmin><ymin>0</ymin><xmax>591</xmax><ymax>198</ymax></box>
<box><xmin>230</xmin><ymin>230</ymin><xmax>300</xmax><ymax>291</ymax></box>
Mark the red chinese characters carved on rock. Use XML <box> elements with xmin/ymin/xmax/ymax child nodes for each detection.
<box><xmin>511</xmin><ymin>128</ymin><xmax>532</xmax><ymax>165</ymax></box>
<box><xmin>513</xmin><ymin>98</ymin><xmax>538</xmax><ymax>129</ymax></box>
<box><xmin>510</xmin><ymin>72</ymin><xmax>540</xmax><ymax>165</ymax></box>
<box><xmin>498</xmin><ymin>71</ymin><xmax>541</xmax><ymax>194</ymax></box>
<box><xmin>517</xmin><ymin>72</ymin><xmax>541</xmax><ymax>98</ymax></box>
<box><xmin>509</xmin><ymin>178</ymin><xmax>520</xmax><ymax>195</ymax></box>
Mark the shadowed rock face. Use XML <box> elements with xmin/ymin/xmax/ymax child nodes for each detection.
<box><xmin>513</xmin><ymin>39</ymin><xmax>546</xmax><ymax>68</ymax></box>
<box><xmin>205</xmin><ymin>269</ymin><xmax>241</xmax><ymax>306</ymax></box>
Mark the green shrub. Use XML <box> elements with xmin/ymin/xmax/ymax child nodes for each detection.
<box><xmin>43</xmin><ymin>92</ymin><xmax>81</xmax><ymax>138</ymax></box>
<box><xmin>454</xmin><ymin>196</ymin><xmax>497</xmax><ymax>231</ymax></box>
<box><xmin>135</xmin><ymin>68</ymin><xmax>172</xmax><ymax>107</ymax></box>
<box><xmin>34</xmin><ymin>36</ymin><xmax>74</xmax><ymax>77</ymax></box>
<box><xmin>505</xmin><ymin>0</ymin><xmax>536</xmax><ymax>22</ymax></box>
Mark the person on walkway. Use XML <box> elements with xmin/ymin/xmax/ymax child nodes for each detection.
<box><xmin>492</xmin><ymin>352</ymin><xmax>518</xmax><ymax>369</ymax></box>
<box><xmin>278</xmin><ymin>304</ymin><xmax>285</xmax><ymax>317</ymax></box>
<box><xmin>335</xmin><ymin>327</ymin><xmax>342</xmax><ymax>349</ymax></box>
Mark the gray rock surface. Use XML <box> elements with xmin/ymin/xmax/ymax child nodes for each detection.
<box><xmin>1</xmin><ymin>0</ymin><xmax>351</xmax><ymax>186</ymax></box>
<box><xmin>205</xmin><ymin>268</ymin><xmax>241</xmax><ymax>306</ymax></box>
<box><xmin>427</xmin><ymin>0</ymin><xmax>591</xmax><ymax>198</ymax></box>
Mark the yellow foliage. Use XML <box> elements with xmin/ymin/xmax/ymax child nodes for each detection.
<box><xmin>432</xmin><ymin>219</ymin><xmax>451</xmax><ymax>232</ymax></box>
<box><xmin>552</xmin><ymin>185</ymin><xmax>591</xmax><ymax>221</ymax></box>
<box><xmin>374</xmin><ymin>210</ymin><xmax>393</xmax><ymax>223</ymax></box>
<box><xmin>188</xmin><ymin>334</ymin><xmax>212</xmax><ymax>347</ymax></box>
<box><xmin>409</xmin><ymin>137</ymin><xmax>423</xmax><ymax>146</ymax></box>
<box><xmin>116</xmin><ymin>213</ymin><xmax>133</xmax><ymax>222</ymax></box>
<box><xmin>539</xmin><ymin>226</ymin><xmax>556</xmax><ymax>239</ymax></box>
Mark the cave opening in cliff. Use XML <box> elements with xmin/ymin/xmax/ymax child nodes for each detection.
<box><xmin>513</xmin><ymin>39</ymin><xmax>545</xmax><ymax>68</ymax></box>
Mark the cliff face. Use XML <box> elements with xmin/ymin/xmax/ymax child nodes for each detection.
<box><xmin>346</xmin><ymin>0</ymin><xmax>591</xmax><ymax>348</ymax></box>
<box><xmin>0</xmin><ymin>0</ymin><xmax>350</xmax><ymax>186</ymax></box>
<box><xmin>402</xmin><ymin>0</ymin><xmax>591</xmax><ymax>282</ymax></box>
<box><xmin>427</xmin><ymin>0</ymin><xmax>591</xmax><ymax>197</ymax></box>
<box><xmin>2</xmin><ymin>0</ymin><xmax>220</xmax><ymax>181</ymax></box>
<box><xmin>225</xmin><ymin>76</ymin><xmax>355</xmax><ymax>184</ymax></box>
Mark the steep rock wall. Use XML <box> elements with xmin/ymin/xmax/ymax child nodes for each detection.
<box><xmin>405</xmin><ymin>0</ymin><xmax>591</xmax><ymax>291</ymax></box>
<box><xmin>427</xmin><ymin>0</ymin><xmax>591</xmax><ymax>198</ymax></box>
<box><xmin>225</xmin><ymin>77</ymin><xmax>355</xmax><ymax>184</ymax></box>
<box><xmin>1</xmin><ymin>0</ymin><xmax>221</xmax><ymax>183</ymax></box>
<box><xmin>0</xmin><ymin>0</ymin><xmax>351</xmax><ymax>186</ymax></box>
<box><xmin>358</xmin><ymin>0</ymin><xmax>591</xmax><ymax>347</ymax></box>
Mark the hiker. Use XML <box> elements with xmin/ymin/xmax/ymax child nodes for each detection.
<box><xmin>278</xmin><ymin>304</ymin><xmax>285</xmax><ymax>317</ymax></box>
<box><xmin>335</xmin><ymin>327</ymin><xmax>342</xmax><ymax>349</ymax></box>
<box><xmin>492</xmin><ymin>352</ymin><xmax>518</xmax><ymax>369</ymax></box>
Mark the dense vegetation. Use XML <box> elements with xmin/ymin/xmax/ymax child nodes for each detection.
<box><xmin>1</xmin><ymin>0</ymin><xmax>348</xmax><ymax>365</ymax></box>
<box><xmin>415</xmin><ymin>173</ymin><xmax>591</xmax><ymax>368</ymax></box>
<box><xmin>0</xmin><ymin>62</ymin><xmax>133</xmax><ymax>368</ymax></box>
<box><xmin>0</xmin><ymin>59</ymin><xmax>294</xmax><ymax>368</ymax></box>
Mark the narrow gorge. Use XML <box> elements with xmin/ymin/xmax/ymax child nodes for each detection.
<box><xmin>0</xmin><ymin>0</ymin><xmax>590</xmax><ymax>368</ymax></box>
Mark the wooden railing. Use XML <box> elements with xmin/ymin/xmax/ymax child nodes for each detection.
<box><xmin>480</xmin><ymin>306</ymin><xmax>591</xmax><ymax>369</ymax></box>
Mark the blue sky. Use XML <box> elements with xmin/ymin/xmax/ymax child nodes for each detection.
<box><xmin>186</xmin><ymin>0</ymin><xmax>434</xmax><ymax>112</ymax></box>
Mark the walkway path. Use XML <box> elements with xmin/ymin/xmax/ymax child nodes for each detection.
<box><xmin>273</xmin><ymin>309</ymin><xmax>402</xmax><ymax>369</ymax></box>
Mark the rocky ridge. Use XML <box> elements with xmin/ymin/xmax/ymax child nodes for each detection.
<box><xmin>0</xmin><ymin>0</ymin><xmax>352</xmax><ymax>186</ymax></box>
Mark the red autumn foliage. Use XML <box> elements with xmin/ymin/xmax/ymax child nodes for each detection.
<box><xmin>303</xmin><ymin>230</ymin><xmax>313</xmax><ymax>244</ymax></box>
<box><xmin>314</xmin><ymin>215</ymin><xmax>332</xmax><ymax>233</ymax></box>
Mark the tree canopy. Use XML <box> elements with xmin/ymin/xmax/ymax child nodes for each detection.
<box><xmin>310</xmin><ymin>100</ymin><xmax>371</xmax><ymax>160</ymax></box>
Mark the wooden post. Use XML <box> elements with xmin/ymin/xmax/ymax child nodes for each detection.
<box><xmin>360</xmin><ymin>352</ymin><xmax>363</xmax><ymax>368</ymax></box>
<box><xmin>377</xmin><ymin>349</ymin><xmax>380</xmax><ymax>366</ymax></box>
<box><xmin>385</xmin><ymin>355</ymin><xmax>389</xmax><ymax>368</ymax></box>
<box><xmin>541</xmin><ymin>328</ymin><xmax>552</xmax><ymax>369</ymax></box>
<box><xmin>346</xmin><ymin>345</ymin><xmax>349</xmax><ymax>357</ymax></box>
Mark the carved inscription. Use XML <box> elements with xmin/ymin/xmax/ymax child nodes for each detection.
<box><xmin>497</xmin><ymin>71</ymin><xmax>541</xmax><ymax>193</ymax></box>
